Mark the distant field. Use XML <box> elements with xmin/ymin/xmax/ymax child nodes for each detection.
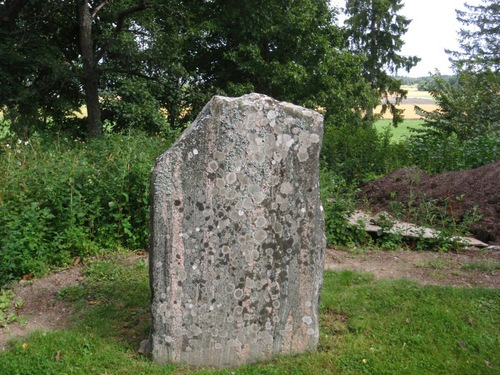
<box><xmin>374</xmin><ymin>86</ymin><xmax>438</xmax><ymax>120</ymax></box>
<box><xmin>401</xmin><ymin>84</ymin><xmax>434</xmax><ymax>98</ymax></box>
<box><xmin>375</xmin><ymin>119</ymin><xmax>425</xmax><ymax>140</ymax></box>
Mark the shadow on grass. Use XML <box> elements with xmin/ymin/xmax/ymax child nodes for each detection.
<box><xmin>61</xmin><ymin>255</ymin><xmax>152</xmax><ymax>351</ymax></box>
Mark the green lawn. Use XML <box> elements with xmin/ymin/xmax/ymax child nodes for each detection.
<box><xmin>0</xmin><ymin>253</ymin><xmax>498</xmax><ymax>374</ymax></box>
<box><xmin>375</xmin><ymin>119</ymin><xmax>425</xmax><ymax>140</ymax></box>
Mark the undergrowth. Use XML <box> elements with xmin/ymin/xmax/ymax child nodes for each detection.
<box><xmin>0</xmin><ymin>132</ymin><xmax>173</xmax><ymax>285</ymax></box>
<box><xmin>0</xmin><ymin>289</ymin><xmax>25</xmax><ymax>327</ymax></box>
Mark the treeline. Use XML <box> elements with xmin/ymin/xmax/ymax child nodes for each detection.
<box><xmin>397</xmin><ymin>76</ymin><xmax>458</xmax><ymax>90</ymax></box>
<box><xmin>0</xmin><ymin>0</ymin><xmax>370</xmax><ymax>138</ymax></box>
<box><xmin>0</xmin><ymin>0</ymin><xmax>423</xmax><ymax>138</ymax></box>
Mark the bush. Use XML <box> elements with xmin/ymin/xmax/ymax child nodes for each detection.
<box><xmin>0</xmin><ymin>132</ymin><xmax>173</xmax><ymax>285</ymax></box>
<box><xmin>415</xmin><ymin>71</ymin><xmax>500</xmax><ymax>141</ymax></box>
<box><xmin>407</xmin><ymin>132</ymin><xmax>500</xmax><ymax>174</ymax></box>
<box><xmin>321</xmin><ymin>122</ymin><xmax>408</xmax><ymax>182</ymax></box>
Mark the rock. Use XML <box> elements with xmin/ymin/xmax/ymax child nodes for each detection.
<box><xmin>349</xmin><ymin>210</ymin><xmax>489</xmax><ymax>247</ymax></box>
<box><xmin>148</xmin><ymin>93</ymin><xmax>326</xmax><ymax>368</ymax></box>
<box><xmin>138</xmin><ymin>339</ymin><xmax>151</xmax><ymax>355</ymax></box>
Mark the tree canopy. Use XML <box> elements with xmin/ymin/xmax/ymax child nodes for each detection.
<box><xmin>0</xmin><ymin>0</ymin><xmax>391</xmax><ymax>138</ymax></box>
<box><xmin>416</xmin><ymin>0</ymin><xmax>500</xmax><ymax>143</ymax></box>
<box><xmin>447</xmin><ymin>0</ymin><xmax>500</xmax><ymax>72</ymax></box>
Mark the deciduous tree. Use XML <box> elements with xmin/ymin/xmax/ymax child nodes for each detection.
<box><xmin>415</xmin><ymin>71</ymin><xmax>500</xmax><ymax>141</ymax></box>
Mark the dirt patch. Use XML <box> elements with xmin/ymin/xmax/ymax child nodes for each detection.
<box><xmin>326</xmin><ymin>247</ymin><xmax>500</xmax><ymax>289</ymax></box>
<box><xmin>0</xmin><ymin>266</ymin><xmax>83</xmax><ymax>351</ymax></box>
<box><xmin>359</xmin><ymin>160</ymin><xmax>500</xmax><ymax>245</ymax></box>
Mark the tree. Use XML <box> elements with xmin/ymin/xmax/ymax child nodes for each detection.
<box><xmin>447</xmin><ymin>0</ymin><xmax>500</xmax><ymax>72</ymax></box>
<box><xmin>344</xmin><ymin>0</ymin><xmax>420</xmax><ymax>125</ymax></box>
<box><xmin>0</xmin><ymin>0</ymin><xmax>163</xmax><ymax>137</ymax></box>
<box><xmin>77</xmin><ymin>0</ymin><xmax>157</xmax><ymax>137</ymax></box>
<box><xmin>415</xmin><ymin>1</ymin><xmax>500</xmax><ymax>142</ymax></box>
<box><xmin>0</xmin><ymin>0</ymin><xmax>376</xmax><ymax>138</ymax></box>
<box><xmin>0</xmin><ymin>1</ymin><xmax>83</xmax><ymax>137</ymax></box>
<box><xmin>185</xmin><ymin>0</ymin><xmax>377</xmax><ymax>127</ymax></box>
<box><xmin>415</xmin><ymin>71</ymin><xmax>500</xmax><ymax>141</ymax></box>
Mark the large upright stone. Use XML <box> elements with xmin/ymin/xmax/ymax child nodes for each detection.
<box><xmin>148</xmin><ymin>93</ymin><xmax>326</xmax><ymax>368</ymax></box>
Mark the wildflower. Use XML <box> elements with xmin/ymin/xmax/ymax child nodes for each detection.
<box><xmin>18</xmin><ymin>139</ymin><xmax>22</xmax><ymax>144</ymax></box>
<box><xmin>24</xmin><ymin>141</ymin><xmax>29</xmax><ymax>146</ymax></box>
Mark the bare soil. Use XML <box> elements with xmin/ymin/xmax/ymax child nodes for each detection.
<box><xmin>326</xmin><ymin>247</ymin><xmax>500</xmax><ymax>289</ymax></box>
<box><xmin>359</xmin><ymin>159</ymin><xmax>500</xmax><ymax>245</ymax></box>
<box><xmin>2</xmin><ymin>249</ymin><xmax>499</xmax><ymax>351</ymax></box>
<box><xmin>0</xmin><ymin>266</ymin><xmax>83</xmax><ymax>351</ymax></box>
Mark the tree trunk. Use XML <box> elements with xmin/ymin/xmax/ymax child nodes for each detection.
<box><xmin>365</xmin><ymin>0</ymin><xmax>377</xmax><ymax>123</ymax></box>
<box><xmin>78</xmin><ymin>0</ymin><xmax>102</xmax><ymax>137</ymax></box>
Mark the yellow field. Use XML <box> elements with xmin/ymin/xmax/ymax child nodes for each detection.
<box><xmin>375</xmin><ymin>86</ymin><xmax>438</xmax><ymax>120</ymax></box>
<box><xmin>401</xmin><ymin>85</ymin><xmax>434</xmax><ymax>98</ymax></box>
<box><xmin>375</xmin><ymin>103</ymin><xmax>438</xmax><ymax>120</ymax></box>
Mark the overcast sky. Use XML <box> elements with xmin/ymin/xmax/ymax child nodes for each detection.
<box><xmin>330</xmin><ymin>0</ymin><xmax>483</xmax><ymax>77</ymax></box>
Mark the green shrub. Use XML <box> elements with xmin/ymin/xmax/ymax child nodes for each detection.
<box><xmin>0</xmin><ymin>132</ymin><xmax>173</xmax><ymax>285</ymax></box>
<box><xmin>320</xmin><ymin>170</ymin><xmax>367</xmax><ymax>246</ymax></box>
<box><xmin>321</xmin><ymin>122</ymin><xmax>408</xmax><ymax>183</ymax></box>
<box><xmin>407</xmin><ymin>132</ymin><xmax>500</xmax><ymax>174</ymax></box>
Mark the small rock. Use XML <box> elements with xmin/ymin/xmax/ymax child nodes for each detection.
<box><xmin>138</xmin><ymin>339</ymin><xmax>151</xmax><ymax>355</ymax></box>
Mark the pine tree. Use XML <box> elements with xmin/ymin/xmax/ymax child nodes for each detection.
<box><xmin>447</xmin><ymin>0</ymin><xmax>500</xmax><ymax>72</ymax></box>
<box><xmin>344</xmin><ymin>0</ymin><xmax>420</xmax><ymax>125</ymax></box>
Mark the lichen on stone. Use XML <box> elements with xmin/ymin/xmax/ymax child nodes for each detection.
<box><xmin>148</xmin><ymin>93</ymin><xmax>326</xmax><ymax>368</ymax></box>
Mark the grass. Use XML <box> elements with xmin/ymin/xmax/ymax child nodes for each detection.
<box><xmin>462</xmin><ymin>261</ymin><xmax>500</xmax><ymax>272</ymax></box>
<box><xmin>375</xmin><ymin>119</ymin><xmax>425</xmax><ymax>140</ymax></box>
<box><xmin>1</xmin><ymin>252</ymin><xmax>498</xmax><ymax>374</ymax></box>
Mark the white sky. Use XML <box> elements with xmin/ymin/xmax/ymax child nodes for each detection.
<box><xmin>330</xmin><ymin>0</ymin><xmax>483</xmax><ymax>77</ymax></box>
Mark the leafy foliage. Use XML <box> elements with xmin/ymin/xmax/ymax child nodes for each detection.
<box><xmin>322</xmin><ymin>122</ymin><xmax>408</xmax><ymax>182</ymax></box>
<box><xmin>0</xmin><ymin>0</ymin><xmax>376</xmax><ymax>138</ymax></box>
<box><xmin>0</xmin><ymin>1</ymin><xmax>82</xmax><ymax>137</ymax></box>
<box><xmin>0</xmin><ymin>289</ymin><xmax>25</xmax><ymax>327</ymax></box>
<box><xmin>415</xmin><ymin>71</ymin><xmax>500</xmax><ymax>141</ymax></box>
<box><xmin>406</xmin><ymin>131</ymin><xmax>500</xmax><ymax>174</ymax></box>
<box><xmin>320</xmin><ymin>170</ymin><xmax>367</xmax><ymax>246</ymax></box>
<box><xmin>0</xmin><ymin>132</ymin><xmax>172</xmax><ymax>285</ymax></box>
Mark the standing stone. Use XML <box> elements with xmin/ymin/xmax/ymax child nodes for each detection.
<box><xmin>148</xmin><ymin>93</ymin><xmax>326</xmax><ymax>368</ymax></box>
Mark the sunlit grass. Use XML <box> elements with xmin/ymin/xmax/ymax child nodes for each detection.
<box><xmin>375</xmin><ymin>119</ymin><xmax>425</xmax><ymax>140</ymax></box>
<box><xmin>0</xmin><ymin>253</ymin><xmax>498</xmax><ymax>374</ymax></box>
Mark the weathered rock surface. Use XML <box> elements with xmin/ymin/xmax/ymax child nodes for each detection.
<box><xmin>148</xmin><ymin>93</ymin><xmax>326</xmax><ymax>368</ymax></box>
